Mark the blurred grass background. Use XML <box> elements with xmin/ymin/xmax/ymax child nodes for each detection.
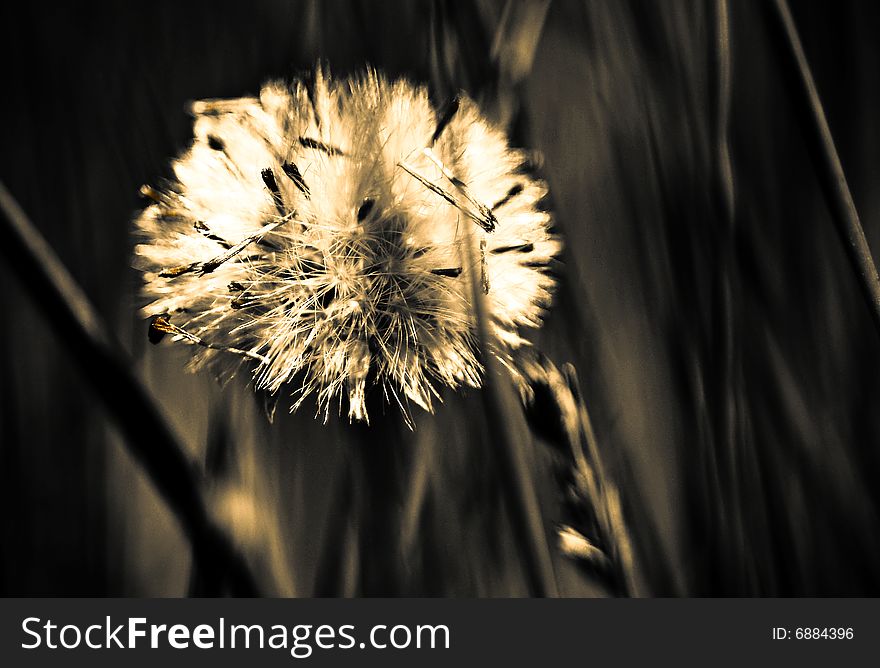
<box><xmin>1</xmin><ymin>0</ymin><xmax>879</xmax><ymax>596</ymax></box>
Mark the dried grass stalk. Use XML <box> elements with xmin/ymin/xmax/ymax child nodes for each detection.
<box><xmin>520</xmin><ymin>350</ymin><xmax>639</xmax><ymax>597</ymax></box>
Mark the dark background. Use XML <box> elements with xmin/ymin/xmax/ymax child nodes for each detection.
<box><xmin>1</xmin><ymin>0</ymin><xmax>879</xmax><ymax>596</ymax></box>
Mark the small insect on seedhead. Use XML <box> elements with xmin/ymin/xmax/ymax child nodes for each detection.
<box><xmin>492</xmin><ymin>184</ymin><xmax>525</xmax><ymax>212</ymax></box>
<box><xmin>357</xmin><ymin>198</ymin><xmax>375</xmax><ymax>221</ymax></box>
<box><xmin>298</xmin><ymin>136</ymin><xmax>345</xmax><ymax>156</ymax></box>
<box><xmin>430</xmin><ymin>267</ymin><xmax>463</xmax><ymax>278</ymax></box>
<box><xmin>261</xmin><ymin>167</ymin><xmax>286</xmax><ymax>216</ymax></box>
<box><xmin>281</xmin><ymin>161</ymin><xmax>310</xmax><ymax>199</ymax></box>
<box><xmin>207</xmin><ymin>134</ymin><xmax>226</xmax><ymax>151</ymax></box>
<box><xmin>431</xmin><ymin>95</ymin><xmax>460</xmax><ymax>145</ymax></box>
<box><xmin>148</xmin><ymin>314</ymin><xmax>173</xmax><ymax>344</ymax></box>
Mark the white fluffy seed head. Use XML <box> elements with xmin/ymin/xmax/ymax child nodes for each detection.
<box><xmin>135</xmin><ymin>67</ymin><xmax>561</xmax><ymax>425</ymax></box>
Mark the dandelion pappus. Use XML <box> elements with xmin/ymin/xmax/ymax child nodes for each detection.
<box><xmin>135</xmin><ymin>67</ymin><xmax>561</xmax><ymax>424</ymax></box>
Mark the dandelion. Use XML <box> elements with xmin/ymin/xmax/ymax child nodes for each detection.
<box><xmin>135</xmin><ymin>67</ymin><xmax>561</xmax><ymax>424</ymax></box>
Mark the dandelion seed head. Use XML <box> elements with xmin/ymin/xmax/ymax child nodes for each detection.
<box><xmin>135</xmin><ymin>67</ymin><xmax>561</xmax><ymax>424</ymax></box>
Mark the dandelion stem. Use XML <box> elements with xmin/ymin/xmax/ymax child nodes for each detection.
<box><xmin>0</xmin><ymin>181</ymin><xmax>259</xmax><ymax>596</ymax></box>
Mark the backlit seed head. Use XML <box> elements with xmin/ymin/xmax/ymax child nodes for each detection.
<box><xmin>135</xmin><ymin>67</ymin><xmax>561</xmax><ymax>425</ymax></box>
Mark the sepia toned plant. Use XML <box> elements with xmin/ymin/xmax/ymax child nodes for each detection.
<box><xmin>135</xmin><ymin>67</ymin><xmax>561</xmax><ymax>424</ymax></box>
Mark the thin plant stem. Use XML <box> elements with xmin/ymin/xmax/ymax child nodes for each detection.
<box><xmin>462</xmin><ymin>225</ymin><xmax>559</xmax><ymax>598</ymax></box>
<box><xmin>0</xmin><ymin>181</ymin><xmax>259</xmax><ymax>596</ymax></box>
<box><xmin>766</xmin><ymin>0</ymin><xmax>880</xmax><ymax>338</ymax></box>
<box><xmin>428</xmin><ymin>1</ymin><xmax>558</xmax><ymax>597</ymax></box>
